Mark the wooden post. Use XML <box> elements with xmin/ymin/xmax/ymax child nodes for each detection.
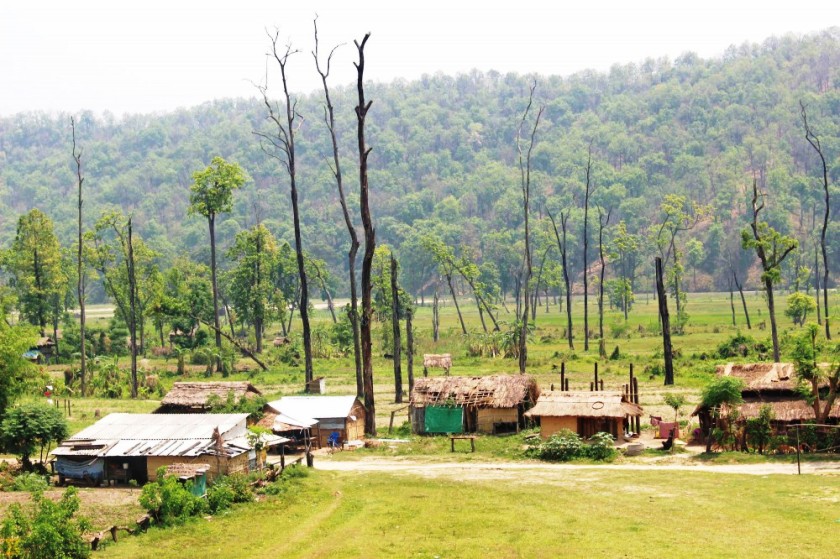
<box><xmin>564</xmin><ymin>378</ymin><xmax>569</xmax><ymax>391</ymax></box>
<box><xmin>600</xmin><ymin>379</ymin><xmax>604</xmax><ymax>390</ymax></box>
<box><xmin>590</xmin><ymin>382</ymin><xmax>594</xmax><ymax>391</ymax></box>
<box><xmin>632</xmin><ymin>375</ymin><xmax>640</xmax><ymax>433</ymax></box>
<box><xmin>560</xmin><ymin>362</ymin><xmax>566</xmax><ymax>391</ymax></box>
<box><xmin>594</xmin><ymin>363</ymin><xmax>599</xmax><ymax>391</ymax></box>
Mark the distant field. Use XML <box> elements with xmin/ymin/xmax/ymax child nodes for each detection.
<box><xmin>99</xmin><ymin>468</ymin><xmax>840</xmax><ymax>559</ymax></box>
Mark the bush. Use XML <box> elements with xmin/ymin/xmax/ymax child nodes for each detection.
<box><xmin>10</xmin><ymin>473</ymin><xmax>50</xmax><ymax>493</ymax></box>
<box><xmin>0</xmin><ymin>403</ymin><xmax>68</xmax><ymax>470</ymax></box>
<box><xmin>585</xmin><ymin>432</ymin><xmax>616</xmax><ymax>461</ymax></box>
<box><xmin>206</xmin><ymin>474</ymin><xmax>254</xmax><ymax>514</ymax></box>
<box><xmin>0</xmin><ymin>486</ymin><xmax>91</xmax><ymax>559</ymax></box>
<box><xmin>531</xmin><ymin>429</ymin><xmax>584</xmax><ymax>461</ymax></box>
<box><xmin>139</xmin><ymin>468</ymin><xmax>206</xmax><ymax>526</ymax></box>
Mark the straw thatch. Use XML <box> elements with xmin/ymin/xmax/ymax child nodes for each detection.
<box><xmin>160</xmin><ymin>382</ymin><xmax>262</xmax><ymax>409</ymax></box>
<box><xmin>720</xmin><ymin>399</ymin><xmax>840</xmax><ymax>423</ymax></box>
<box><xmin>410</xmin><ymin>375</ymin><xmax>539</xmax><ymax>408</ymax></box>
<box><xmin>717</xmin><ymin>362</ymin><xmax>798</xmax><ymax>392</ymax></box>
<box><xmin>525</xmin><ymin>391</ymin><xmax>643</xmax><ymax>419</ymax></box>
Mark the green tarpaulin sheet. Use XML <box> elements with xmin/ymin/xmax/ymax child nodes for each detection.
<box><xmin>424</xmin><ymin>406</ymin><xmax>463</xmax><ymax>433</ymax></box>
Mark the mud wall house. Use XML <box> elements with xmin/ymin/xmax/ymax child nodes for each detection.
<box><xmin>157</xmin><ymin>381</ymin><xmax>263</xmax><ymax>414</ymax></box>
<box><xmin>409</xmin><ymin>375</ymin><xmax>540</xmax><ymax>435</ymax></box>
<box><xmin>51</xmin><ymin>413</ymin><xmax>283</xmax><ymax>484</ymax></box>
<box><xmin>525</xmin><ymin>391</ymin><xmax>643</xmax><ymax>439</ymax></box>
<box><xmin>265</xmin><ymin>396</ymin><xmax>366</xmax><ymax>448</ymax></box>
<box><xmin>693</xmin><ymin>363</ymin><xmax>840</xmax><ymax>435</ymax></box>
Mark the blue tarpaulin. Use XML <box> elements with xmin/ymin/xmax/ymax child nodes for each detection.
<box><xmin>55</xmin><ymin>457</ymin><xmax>104</xmax><ymax>482</ymax></box>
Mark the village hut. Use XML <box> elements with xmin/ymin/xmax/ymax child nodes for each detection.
<box><xmin>525</xmin><ymin>391</ymin><xmax>643</xmax><ymax>439</ymax></box>
<box><xmin>409</xmin><ymin>375</ymin><xmax>540</xmax><ymax>435</ymax></box>
<box><xmin>693</xmin><ymin>363</ymin><xmax>840</xmax><ymax>434</ymax></box>
<box><xmin>157</xmin><ymin>381</ymin><xmax>263</xmax><ymax>414</ymax></box>
<box><xmin>51</xmin><ymin>413</ymin><xmax>286</xmax><ymax>484</ymax></box>
<box><xmin>265</xmin><ymin>395</ymin><xmax>365</xmax><ymax>448</ymax></box>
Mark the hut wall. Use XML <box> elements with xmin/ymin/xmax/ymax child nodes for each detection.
<box><xmin>476</xmin><ymin>407</ymin><xmax>518</xmax><ymax>434</ymax></box>
<box><xmin>410</xmin><ymin>406</ymin><xmax>425</xmax><ymax>434</ymax></box>
<box><xmin>146</xmin><ymin>453</ymin><xmax>248</xmax><ymax>481</ymax></box>
<box><xmin>540</xmin><ymin>416</ymin><xmax>578</xmax><ymax>439</ymax></box>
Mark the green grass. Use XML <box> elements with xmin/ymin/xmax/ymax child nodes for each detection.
<box><xmin>99</xmin><ymin>468</ymin><xmax>840</xmax><ymax>559</ymax></box>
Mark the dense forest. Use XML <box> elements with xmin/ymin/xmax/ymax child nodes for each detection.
<box><xmin>0</xmin><ymin>29</ymin><xmax>838</xmax><ymax>309</ymax></box>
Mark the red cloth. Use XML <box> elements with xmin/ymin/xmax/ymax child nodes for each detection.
<box><xmin>659</xmin><ymin>422</ymin><xmax>679</xmax><ymax>439</ymax></box>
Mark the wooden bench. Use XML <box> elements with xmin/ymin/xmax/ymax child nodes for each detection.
<box><xmin>449</xmin><ymin>435</ymin><xmax>477</xmax><ymax>453</ymax></box>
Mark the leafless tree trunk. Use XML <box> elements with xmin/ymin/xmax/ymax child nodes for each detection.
<box><xmin>814</xmin><ymin>242</ymin><xmax>822</xmax><ymax>325</ymax></box>
<box><xmin>444</xmin><ymin>272</ymin><xmax>467</xmax><ymax>335</ymax></box>
<box><xmin>71</xmin><ymin>118</ymin><xmax>87</xmax><ymax>396</ymax></box>
<box><xmin>597</xmin><ymin>206</ymin><xmax>611</xmax><ymax>356</ymax></box>
<box><xmin>728</xmin><ymin>276</ymin><xmax>737</xmax><ymax>327</ymax></box>
<box><xmin>314</xmin><ymin>19</ymin><xmax>363</xmax><ymax>397</ymax></box>
<box><xmin>517</xmin><ymin>82</ymin><xmax>543</xmax><ymax>373</ymax></box>
<box><xmin>390</xmin><ymin>255</ymin><xmax>403</xmax><ymax>403</ymax></box>
<box><xmin>258</xmin><ymin>32</ymin><xmax>314</xmax><ymax>386</ymax></box>
<box><xmin>432</xmin><ymin>282</ymin><xmax>440</xmax><ymax>342</ymax></box>
<box><xmin>547</xmin><ymin>207</ymin><xmax>574</xmax><ymax>349</ymax></box>
<box><xmin>582</xmin><ymin>143</ymin><xmax>594</xmax><ymax>351</ymax></box>
<box><xmin>656</xmin><ymin>257</ymin><xmax>674</xmax><ymax>385</ymax></box>
<box><xmin>127</xmin><ymin>218</ymin><xmax>138</xmax><ymax>398</ymax></box>
<box><xmin>406</xmin><ymin>305</ymin><xmax>415</xmax><ymax>396</ymax></box>
<box><xmin>355</xmin><ymin>33</ymin><xmax>377</xmax><ymax>435</ymax></box>
<box><xmin>801</xmin><ymin>102</ymin><xmax>831</xmax><ymax>340</ymax></box>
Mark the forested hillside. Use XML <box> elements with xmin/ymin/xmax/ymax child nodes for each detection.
<box><xmin>0</xmin><ymin>29</ymin><xmax>838</xmax><ymax>302</ymax></box>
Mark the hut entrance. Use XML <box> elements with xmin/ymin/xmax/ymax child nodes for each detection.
<box><xmin>578</xmin><ymin>417</ymin><xmax>618</xmax><ymax>439</ymax></box>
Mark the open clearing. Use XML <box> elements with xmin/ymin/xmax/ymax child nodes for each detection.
<box><xmin>98</xmin><ymin>466</ymin><xmax>840</xmax><ymax>559</ymax></box>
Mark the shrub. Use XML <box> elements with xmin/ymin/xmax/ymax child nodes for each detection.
<box><xmin>0</xmin><ymin>403</ymin><xmax>68</xmax><ymax>470</ymax></box>
<box><xmin>206</xmin><ymin>474</ymin><xmax>254</xmax><ymax>513</ymax></box>
<box><xmin>585</xmin><ymin>432</ymin><xmax>616</xmax><ymax>461</ymax></box>
<box><xmin>10</xmin><ymin>473</ymin><xmax>50</xmax><ymax>493</ymax></box>
<box><xmin>0</xmin><ymin>486</ymin><xmax>91</xmax><ymax>559</ymax></box>
<box><xmin>139</xmin><ymin>468</ymin><xmax>206</xmax><ymax>526</ymax></box>
<box><xmin>532</xmin><ymin>429</ymin><xmax>584</xmax><ymax>461</ymax></box>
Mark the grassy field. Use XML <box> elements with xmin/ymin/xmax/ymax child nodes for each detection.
<box><xmin>30</xmin><ymin>290</ymin><xmax>837</xmax><ymax>435</ymax></box>
<box><xmin>98</xmin><ymin>468</ymin><xmax>840</xmax><ymax>559</ymax></box>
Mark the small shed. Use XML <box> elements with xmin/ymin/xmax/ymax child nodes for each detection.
<box><xmin>158</xmin><ymin>381</ymin><xmax>263</xmax><ymax>414</ymax></box>
<box><xmin>164</xmin><ymin>463</ymin><xmax>210</xmax><ymax>497</ymax></box>
<box><xmin>265</xmin><ymin>396</ymin><xmax>365</xmax><ymax>448</ymax></box>
<box><xmin>409</xmin><ymin>375</ymin><xmax>540</xmax><ymax>435</ymax></box>
<box><xmin>525</xmin><ymin>391</ymin><xmax>643</xmax><ymax>439</ymax></box>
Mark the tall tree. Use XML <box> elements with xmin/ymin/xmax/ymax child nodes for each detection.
<box><xmin>546</xmin><ymin>207</ymin><xmax>574</xmax><ymax>348</ymax></box>
<box><xmin>390</xmin><ymin>255</ymin><xmax>403</xmax><ymax>403</ymax></box>
<box><xmin>257</xmin><ymin>33</ymin><xmax>315</xmax><ymax>388</ymax></box>
<box><xmin>516</xmin><ymin>82</ymin><xmax>543</xmax><ymax>373</ymax></box>
<box><xmin>608</xmin><ymin>221</ymin><xmax>639</xmax><ymax>321</ymax></box>
<box><xmin>71</xmin><ymin>117</ymin><xmax>87</xmax><ymax>396</ymax></box>
<box><xmin>597</xmin><ymin>206</ymin><xmax>612</xmax><ymax>356</ymax></box>
<box><xmin>189</xmin><ymin>157</ymin><xmax>246</xmax><ymax>372</ymax></box>
<box><xmin>226</xmin><ymin>224</ymin><xmax>278</xmax><ymax>353</ymax></box>
<box><xmin>742</xmin><ymin>179</ymin><xmax>798</xmax><ymax>362</ymax></box>
<box><xmin>89</xmin><ymin>212</ymin><xmax>157</xmax><ymax>397</ymax></box>
<box><xmin>582</xmin><ymin>142</ymin><xmax>595</xmax><ymax>351</ymax></box>
<box><xmin>655</xmin><ymin>257</ymin><xmax>675</xmax><ymax>385</ymax></box>
<box><xmin>5</xmin><ymin>209</ymin><xmax>66</xmax><ymax>339</ymax></box>
<box><xmin>800</xmin><ymin>102</ymin><xmax>831</xmax><ymax>340</ymax></box>
<box><xmin>355</xmin><ymin>32</ymin><xmax>377</xmax><ymax>435</ymax></box>
<box><xmin>313</xmin><ymin>18</ymin><xmax>363</xmax><ymax>398</ymax></box>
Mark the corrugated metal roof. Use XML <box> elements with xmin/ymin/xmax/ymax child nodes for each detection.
<box><xmin>51</xmin><ymin>413</ymin><xmax>250</xmax><ymax>458</ymax></box>
<box><xmin>267</xmin><ymin>396</ymin><xmax>358</xmax><ymax>420</ymax></box>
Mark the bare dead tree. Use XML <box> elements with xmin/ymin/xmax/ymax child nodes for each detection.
<box><xmin>313</xmin><ymin>18</ymin><xmax>363</xmax><ymax>397</ymax></box>
<box><xmin>655</xmin><ymin>257</ymin><xmax>674</xmax><ymax>385</ymax></box>
<box><xmin>597</xmin><ymin>205</ymin><xmax>612</xmax><ymax>357</ymax></box>
<box><xmin>582</xmin><ymin>142</ymin><xmax>595</xmax><ymax>351</ymax></box>
<box><xmin>516</xmin><ymin>82</ymin><xmax>543</xmax><ymax>373</ymax></box>
<box><xmin>390</xmin><ymin>255</ymin><xmax>403</xmax><ymax>403</ymax></box>
<box><xmin>355</xmin><ymin>32</ymin><xmax>376</xmax><ymax>435</ymax></box>
<box><xmin>546</xmin><ymin>207</ymin><xmax>574</xmax><ymax>349</ymax></box>
<box><xmin>127</xmin><ymin>218</ymin><xmax>138</xmax><ymax>398</ymax></box>
<box><xmin>255</xmin><ymin>31</ymin><xmax>314</xmax><ymax>387</ymax></box>
<box><xmin>406</xmin><ymin>304</ymin><xmax>415</xmax><ymax>396</ymax></box>
<box><xmin>801</xmin><ymin>101</ymin><xmax>831</xmax><ymax>340</ymax></box>
<box><xmin>71</xmin><ymin>118</ymin><xmax>87</xmax><ymax>396</ymax></box>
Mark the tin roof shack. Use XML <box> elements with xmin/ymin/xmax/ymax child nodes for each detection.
<box><xmin>693</xmin><ymin>363</ymin><xmax>840</xmax><ymax>435</ymax></box>
<box><xmin>51</xmin><ymin>413</ymin><xmax>261</xmax><ymax>484</ymax></box>
<box><xmin>158</xmin><ymin>381</ymin><xmax>263</xmax><ymax>414</ymax></box>
<box><xmin>409</xmin><ymin>375</ymin><xmax>540</xmax><ymax>435</ymax></box>
<box><xmin>525</xmin><ymin>391</ymin><xmax>643</xmax><ymax>440</ymax></box>
<box><xmin>266</xmin><ymin>396</ymin><xmax>365</xmax><ymax>448</ymax></box>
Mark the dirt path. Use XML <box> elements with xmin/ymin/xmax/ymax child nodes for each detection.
<box><xmin>314</xmin><ymin>456</ymin><xmax>840</xmax><ymax>479</ymax></box>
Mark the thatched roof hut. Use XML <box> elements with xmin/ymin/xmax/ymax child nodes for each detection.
<box><xmin>409</xmin><ymin>375</ymin><xmax>540</xmax><ymax>434</ymax></box>
<box><xmin>693</xmin><ymin>363</ymin><xmax>840</xmax><ymax>432</ymax></box>
<box><xmin>158</xmin><ymin>381</ymin><xmax>263</xmax><ymax>413</ymax></box>
<box><xmin>525</xmin><ymin>391</ymin><xmax>643</xmax><ymax>439</ymax></box>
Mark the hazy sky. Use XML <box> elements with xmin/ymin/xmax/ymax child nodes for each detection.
<box><xmin>1</xmin><ymin>1</ymin><xmax>834</xmax><ymax>117</ymax></box>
